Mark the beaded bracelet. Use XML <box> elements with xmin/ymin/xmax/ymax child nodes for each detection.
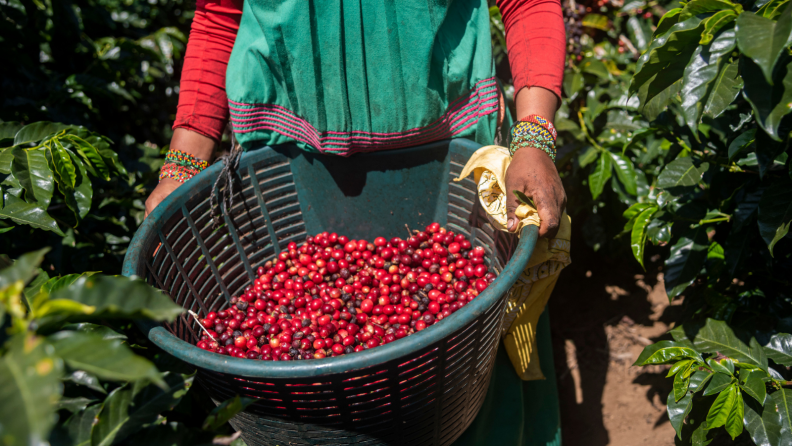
<box><xmin>159</xmin><ymin>149</ymin><xmax>209</xmax><ymax>183</ymax></box>
<box><xmin>164</xmin><ymin>149</ymin><xmax>209</xmax><ymax>171</ymax></box>
<box><xmin>510</xmin><ymin>115</ymin><xmax>557</xmax><ymax>162</ymax></box>
<box><xmin>159</xmin><ymin>162</ymin><xmax>201</xmax><ymax>183</ymax></box>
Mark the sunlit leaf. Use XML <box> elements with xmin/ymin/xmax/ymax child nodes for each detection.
<box><xmin>0</xmin><ymin>335</ymin><xmax>63</xmax><ymax>446</ymax></box>
<box><xmin>735</xmin><ymin>4</ymin><xmax>792</xmax><ymax>85</ymax></box>
<box><xmin>588</xmin><ymin>152</ymin><xmax>612</xmax><ymax>199</ymax></box>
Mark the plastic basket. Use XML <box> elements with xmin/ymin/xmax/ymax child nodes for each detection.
<box><xmin>123</xmin><ymin>139</ymin><xmax>539</xmax><ymax>446</ymax></box>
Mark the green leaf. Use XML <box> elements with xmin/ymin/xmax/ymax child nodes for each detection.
<box><xmin>758</xmin><ymin>0</ymin><xmax>792</xmax><ymax>17</ymax></box>
<box><xmin>708</xmin><ymin>358</ymin><xmax>735</xmax><ymax>375</ymax></box>
<box><xmin>680</xmin><ymin>32</ymin><xmax>738</xmax><ymax>134</ymax></box>
<box><xmin>757</xmin><ymin>177</ymin><xmax>792</xmax><ymax>255</ymax></box>
<box><xmin>0</xmin><ymin>148</ymin><xmax>13</xmax><ymax>174</ymax></box>
<box><xmin>564</xmin><ymin>71</ymin><xmax>585</xmax><ymax>99</ymax></box>
<box><xmin>0</xmin><ymin>335</ymin><xmax>63</xmax><ymax>446</ymax></box>
<box><xmin>91</xmin><ymin>373</ymin><xmax>193</xmax><ymax>445</ymax></box>
<box><xmin>67</xmin><ymin>403</ymin><xmax>102</xmax><ymax>446</ymax></box>
<box><xmin>728</xmin><ymin>128</ymin><xmax>756</xmax><ymax>160</ymax></box>
<box><xmin>704</xmin><ymin>372</ymin><xmax>735</xmax><ymax>395</ymax></box>
<box><xmin>41</xmin><ymin>272</ymin><xmax>97</xmax><ymax>295</ymax></box>
<box><xmin>668</xmin><ymin>385</ymin><xmax>694</xmax><ymax>438</ymax></box>
<box><xmin>679</xmin><ymin>0</ymin><xmax>741</xmax><ymax>21</ymax></box>
<box><xmin>770</xmin><ymin>389</ymin><xmax>792</xmax><ymax>444</ymax></box>
<box><xmin>675</xmin><ymin>367</ymin><xmax>693</xmax><ymax>401</ymax></box>
<box><xmin>643</xmin><ymin>81</ymin><xmax>683</xmax><ymax>121</ymax></box>
<box><xmin>11</xmin><ymin>146</ymin><xmax>54</xmax><ymax>207</ymax></box>
<box><xmin>707</xmin><ymin>384</ymin><xmax>737</xmax><ymax>428</ymax></box>
<box><xmin>202</xmin><ymin>395</ymin><xmax>257</xmax><ymax>431</ymax></box>
<box><xmin>744</xmin><ymin>396</ymin><xmax>784</xmax><ymax>446</ymax></box>
<box><xmin>656</xmin><ymin>9</ymin><xmax>683</xmax><ymax>37</ymax></box>
<box><xmin>582</xmin><ymin>13</ymin><xmax>610</xmax><ymax>30</ymax></box>
<box><xmin>691</xmin><ymin>370</ymin><xmax>715</xmax><ymax>394</ymax></box>
<box><xmin>763</xmin><ymin>333</ymin><xmax>792</xmax><ymax>366</ymax></box>
<box><xmin>23</xmin><ymin>268</ymin><xmax>49</xmax><ymax>302</ymax></box>
<box><xmin>630</xmin><ymin>206</ymin><xmax>658</xmax><ymax>269</ymax></box>
<box><xmin>610</xmin><ymin>152</ymin><xmax>638</xmax><ymax>195</ymax></box>
<box><xmin>63</xmin><ymin>135</ymin><xmax>110</xmax><ymax>181</ymax></box>
<box><xmin>66</xmin><ymin>150</ymin><xmax>93</xmax><ymax>219</ymax></box>
<box><xmin>668</xmin><ymin>359</ymin><xmax>695</xmax><ymax>377</ymax></box>
<box><xmin>742</xmin><ymin>58</ymin><xmax>792</xmax><ymax>141</ymax></box>
<box><xmin>690</xmin><ymin>319</ymin><xmax>769</xmax><ymax>368</ymax></box>
<box><xmin>588</xmin><ymin>152</ymin><xmax>612</xmax><ymax>199</ymax></box>
<box><xmin>0</xmin><ymin>248</ymin><xmax>48</xmax><ymax>290</ymax></box>
<box><xmin>58</xmin><ymin>396</ymin><xmax>98</xmax><ymax>413</ymax></box>
<box><xmin>703</xmin><ymin>59</ymin><xmax>743</xmax><ymax>120</ymax></box>
<box><xmin>700</xmin><ymin>10</ymin><xmax>738</xmax><ymax>44</ymax></box>
<box><xmin>39</xmin><ymin>275</ymin><xmax>182</xmax><ymax>325</ymax></box>
<box><xmin>64</xmin><ymin>323</ymin><xmax>127</xmax><ymax>341</ymax></box>
<box><xmin>48</xmin><ymin>139</ymin><xmax>76</xmax><ymax>190</ymax></box>
<box><xmin>633</xmin><ymin>340</ymin><xmax>702</xmax><ymax>365</ymax></box>
<box><xmin>90</xmin><ymin>386</ymin><xmax>131</xmax><ymax>446</ymax></box>
<box><xmin>13</xmin><ymin>122</ymin><xmax>75</xmax><ymax>146</ymax></box>
<box><xmin>49</xmin><ymin>331</ymin><xmax>162</xmax><ymax>383</ymax></box>
<box><xmin>664</xmin><ymin>227</ymin><xmax>708</xmax><ymax>298</ymax></box>
<box><xmin>657</xmin><ymin>157</ymin><xmax>707</xmax><ymax>189</ymax></box>
<box><xmin>0</xmin><ymin>122</ymin><xmax>24</xmax><ymax>146</ymax></box>
<box><xmin>0</xmin><ymin>193</ymin><xmax>63</xmax><ymax>235</ymax></box>
<box><xmin>631</xmin><ymin>16</ymin><xmax>705</xmax><ymax>108</ymax></box>
<box><xmin>512</xmin><ymin>190</ymin><xmax>535</xmax><ymax>208</ymax></box>
<box><xmin>578</xmin><ymin>146</ymin><xmax>598</xmax><ymax>167</ymax></box>
<box><xmin>581</xmin><ymin>58</ymin><xmax>612</xmax><ymax>80</ymax></box>
<box><xmin>63</xmin><ymin>370</ymin><xmax>106</xmax><ymax>395</ymax></box>
<box><xmin>740</xmin><ymin>369</ymin><xmax>768</xmax><ymax>403</ymax></box>
<box><xmin>736</xmin><ymin>4</ymin><xmax>792</xmax><ymax>85</ymax></box>
<box><xmin>725</xmin><ymin>389</ymin><xmax>745</xmax><ymax>439</ymax></box>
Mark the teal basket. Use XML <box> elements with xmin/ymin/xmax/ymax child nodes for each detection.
<box><xmin>123</xmin><ymin>139</ymin><xmax>539</xmax><ymax>446</ymax></box>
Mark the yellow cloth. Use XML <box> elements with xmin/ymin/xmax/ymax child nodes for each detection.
<box><xmin>454</xmin><ymin>145</ymin><xmax>571</xmax><ymax>381</ymax></box>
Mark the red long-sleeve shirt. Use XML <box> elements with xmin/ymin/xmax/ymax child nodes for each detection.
<box><xmin>173</xmin><ymin>0</ymin><xmax>565</xmax><ymax>142</ymax></box>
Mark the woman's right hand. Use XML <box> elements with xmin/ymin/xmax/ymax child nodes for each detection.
<box><xmin>144</xmin><ymin>128</ymin><xmax>216</xmax><ymax>218</ymax></box>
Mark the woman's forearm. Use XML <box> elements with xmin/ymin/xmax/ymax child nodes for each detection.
<box><xmin>497</xmin><ymin>0</ymin><xmax>566</xmax><ymax>119</ymax></box>
<box><xmin>515</xmin><ymin>86</ymin><xmax>560</xmax><ymax>122</ymax></box>
<box><xmin>172</xmin><ymin>0</ymin><xmax>243</xmax><ymax>151</ymax></box>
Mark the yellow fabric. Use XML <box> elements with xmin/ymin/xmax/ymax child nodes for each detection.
<box><xmin>454</xmin><ymin>145</ymin><xmax>571</xmax><ymax>381</ymax></box>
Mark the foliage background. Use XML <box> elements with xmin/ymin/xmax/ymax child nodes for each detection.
<box><xmin>1</xmin><ymin>0</ymin><xmax>193</xmax><ymax>275</ymax></box>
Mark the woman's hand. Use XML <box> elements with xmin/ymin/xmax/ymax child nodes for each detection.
<box><xmin>505</xmin><ymin>146</ymin><xmax>566</xmax><ymax>238</ymax></box>
<box><xmin>504</xmin><ymin>85</ymin><xmax>565</xmax><ymax>238</ymax></box>
<box><xmin>144</xmin><ymin>128</ymin><xmax>216</xmax><ymax>218</ymax></box>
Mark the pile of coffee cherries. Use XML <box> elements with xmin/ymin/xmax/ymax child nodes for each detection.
<box><xmin>194</xmin><ymin>222</ymin><xmax>496</xmax><ymax>361</ymax></box>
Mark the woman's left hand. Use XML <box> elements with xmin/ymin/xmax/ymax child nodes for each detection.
<box><xmin>504</xmin><ymin>146</ymin><xmax>566</xmax><ymax>239</ymax></box>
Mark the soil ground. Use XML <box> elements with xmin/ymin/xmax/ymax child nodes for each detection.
<box><xmin>549</xmin><ymin>235</ymin><xmax>682</xmax><ymax>446</ymax></box>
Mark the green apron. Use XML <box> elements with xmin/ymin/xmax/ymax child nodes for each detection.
<box><xmin>226</xmin><ymin>0</ymin><xmax>499</xmax><ymax>156</ymax></box>
<box><xmin>225</xmin><ymin>1</ymin><xmax>561</xmax><ymax>444</ymax></box>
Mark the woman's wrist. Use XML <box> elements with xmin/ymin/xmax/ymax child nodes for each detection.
<box><xmin>159</xmin><ymin>128</ymin><xmax>216</xmax><ymax>183</ymax></box>
<box><xmin>169</xmin><ymin>128</ymin><xmax>217</xmax><ymax>162</ymax></box>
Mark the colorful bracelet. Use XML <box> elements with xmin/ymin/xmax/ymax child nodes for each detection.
<box><xmin>510</xmin><ymin>115</ymin><xmax>557</xmax><ymax>162</ymax></box>
<box><xmin>164</xmin><ymin>149</ymin><xmax>209</xmax><ymax>171</ymax></box>
<box><xmin>511</xmin><ymin>134</ymin><xmax>556</xmax><ymax>161</ymax></box>
<box><xmin>159</xmin><ymin>162</ymin><xmax>201</xmax><ymax>183</ymax></box>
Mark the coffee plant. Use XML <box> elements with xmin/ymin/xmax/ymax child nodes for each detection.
<box><xmin>540</xmin><ymin>0</ymin><xmax>792</xmax><ymax>442</ymax></box>
<box><xmin>0</xmin><ymin>0</ymin><xmax>191</xmax><ymax>274</ymax></box>
<box><xmin>0</xmin><ymin>249</ymin><xmax>254</xmax><ymax>446</ymax></box>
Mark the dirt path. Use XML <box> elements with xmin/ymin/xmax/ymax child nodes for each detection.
<box><xmin>549</xmin><ymin>239</ymin><xmax>682</xmax><ymax>446</ymax></box>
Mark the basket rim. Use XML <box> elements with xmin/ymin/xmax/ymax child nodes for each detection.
<box><xmin>123</xmin><ymin>142</ymin><xmax>539</xmax><ymax>378</ymax></box>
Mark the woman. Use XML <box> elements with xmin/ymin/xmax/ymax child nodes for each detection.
<box><xmin>145</xmin><ymin>0</ymin><xmax>566</xmax><ymax>241</ymax></box>
<box><xmin>146</xmin><ymin>1</ymin><xmax>567</xmax><ymax>442</ymax></box>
